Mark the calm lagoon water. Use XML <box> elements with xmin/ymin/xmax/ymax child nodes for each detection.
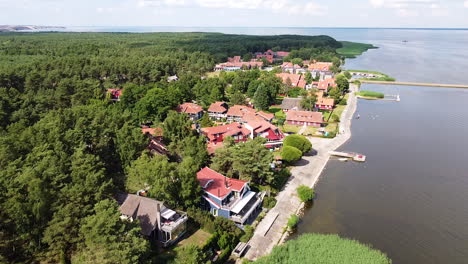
<box><xmin>47</xmin><ymin>27</ymin><xmax>468</xmax><ymax>263</ymax></box>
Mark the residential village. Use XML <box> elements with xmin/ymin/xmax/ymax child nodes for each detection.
<box><xmin>106</xmin><ymin>49</ymin><xmax>351</xmax><ymax>263</ymax></box>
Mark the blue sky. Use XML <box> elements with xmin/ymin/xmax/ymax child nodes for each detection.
<box><xmin>1</xmin><ymin>0</ymin><xmax>467</xmax><ymax>28</ymax></box>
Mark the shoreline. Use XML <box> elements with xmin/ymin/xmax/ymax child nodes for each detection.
<box><xmin>244</xmin><ymin>83</ymin><xmax>358</xmax><ymax>260</ymax></box>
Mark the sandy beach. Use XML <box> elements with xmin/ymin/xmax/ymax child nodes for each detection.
<box><xmin>244</xmin><ymin>83</ymin><xmax>359</xmax><ymax>260</ymax></box>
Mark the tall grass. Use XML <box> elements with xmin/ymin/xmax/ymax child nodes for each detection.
<box><xmin>255</xmin><ymin>234</ymin><xmax>391</xmax><ymax>264</ymax></box>
<box><xmin>357</xmin><ymin>91</ymin><xmax>385</xmax><ymax>99</ymax></box>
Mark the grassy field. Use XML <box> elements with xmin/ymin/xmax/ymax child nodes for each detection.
<box><xmin>205</xmin><ymin>71</ymin><xmax>221</xmax><ymax>78</ymax></box>
<box><xmin>177</xmin><ymin>229</ymin><xmax>211</xmax><ymax>247</ymax></box>
<box><xmin>281</xmin><ymin>124</ymin><xmax>318</xmax><ymax>136</ymax></box>
<box><xmin>337</xmin><ymin>41</ymin><xmax>377</xmax><ymax>58</ymax></box>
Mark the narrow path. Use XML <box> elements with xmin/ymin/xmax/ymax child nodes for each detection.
<box><xmin>244</xmin><ymin>84</ymin><xmax>358</xmax><ymax>260</ymax></box>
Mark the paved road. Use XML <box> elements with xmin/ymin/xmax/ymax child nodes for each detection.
<box><xmin>243</xmin><ymin>84</ymin><xmax>358</xmax><ymax>260</ymax></box>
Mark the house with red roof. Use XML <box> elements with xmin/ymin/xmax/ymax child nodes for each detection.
<box><xmin>286</xmin><ymin>110</ymin><xmax>325</xmax><ymax>127</ymax></box>
<box><xmin>275</xmin><ymin>73</ymin><xmax>306</xmax><ymax>89</ymax></box>
<box><xmin>142</xmin><ymin>127</ymin><xmax>168</xmax><ymax>156</ymax></box>
<box><xmin>208</xmin><ymin>101</ymin><xmax>228</xmax><ymax>120</ymax></box>
<box><xmin>317</xmin><ymin>78</ymin><xmax>337</xmax><ymax>93</ymax></box>
<box><xmin>176</xmin><ymin>102</ymin><xmax>204</xmax><ymax>121</ymax></box>
<box><xmin>308</xmin><ymin>61</ymin><xmax>333</xmax><ymax>72</ymax></box>
<box><xmin>244</xmin><ymin>121</ymin><xmax>284</xmax><ymax>148</ymax></box>
<box><xmin>201</xmin><ymin>122</ymin><xmax>251</xmax><ymax>145</ymax></box>
<box><xmin>214</xmin><ymin>58</ymin><xmax>264</xmax><ymax>72</ymax></box>
<box><xmin>107</xmin><ymin>89</ymin><xmax>123</xmax><ymax>101</ymax></box>
<box><xmin>226</xmin><ymin>105</ymin><xmax>256</xmax><ymax>123</ymax></box>
<box><xmin>197</xmin><ymin>167</ymin><xmax>263</xmax><ymax>224</ymax></box>
<box><xmin>315</xmin><ymin>91</ymin><xmax>335</xmax><ymax>110</ymax></box>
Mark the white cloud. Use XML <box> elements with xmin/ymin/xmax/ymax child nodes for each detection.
<box><xmin>137</xmin><ymin>0</ymin><xmax>327</xmax><ymax>15</ymax></box>
<box><xmin>397</xmin><ymin>8</ymin><xmax>419</xmax><ymax>16</ymax></box>
<box><xmin>369</xmin><ymin>0</ymin><xmax>385</xmax><ymax>8</ymax></box>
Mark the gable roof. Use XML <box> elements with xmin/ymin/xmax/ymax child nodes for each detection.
<box><xmin>208</xmin><ymin>101</ymin><xmax>228</xmax><ymax>113</ymax></box>
<box><xmin>201</xmin><ymin>122</ymin><xmax>250</xmax><ymax>141</ymax></box>
<box><xmin>281</xmin><ymin>97</ymin><xmax>303</xmax><ymax>111</ymax></box>
<box><xmin>226</xmin><ymin>105</ymin><xmax>256</xmax><ymax>117</ymax></box>
<box><xmin>315</xmin><ymin>92</ymin><xmax>335</xmax><ymax>107</ymax></box>
<box><xmin>197</xmin><ymin>167</ymin><xmax>248</xmax><ymax>199</ymax></box>
<box><xmin>176</xmin><ymin>103</ymin><xmax>203</xmax><ymax>114</ymax></box>
<box><xmin>275</xmin><ymin>73</ymin><xmax>305</xmax><ymax>88</ymax></box>
<box><xmin>286</xmin><ymin>110</ymin><xmax>324</xmax><ymax>124</ymax></box>
<box><xmin>117</xmin><ymin>193</ymin><xmax>163</xmax><ymax>236</ymax></box>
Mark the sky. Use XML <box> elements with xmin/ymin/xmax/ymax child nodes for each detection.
<box><xmin>1</xmin><ymin>0</ymin><xmax>468</xmax><ymax>28</ymax></box>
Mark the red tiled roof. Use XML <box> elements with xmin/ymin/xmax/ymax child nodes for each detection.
<box><xmin>177</xmin><ymin>103</ymin><xmax>203</xmax><ymax>114</ymax></box>
<box><xmin>201</xmin><ymin>122</ymin><xmax>250</xmax><ymax>141</ymax></box>
<box><xmin>226</xmin><ymin>105</ymin><xmax>256</xmax><ymax>117</ymax></box>
<box><xmin>141</xmin><ymin>127</ymin><xmax>163</xmax><ymax>137</ymax></box>
<box><xmin>208</xmin><ymin>101</ymin><xmax>228</xmax><ymax>113</ymax></box>
<box><xmin>275</xmin><ymin>51</ymin><xmax>290</xmax><ymax>57</ymax></box>
<box><xmin>308</xmin><ymin>62</ymin><xmax>333</xmax><ymax>71</ymax></box>
<box><xmin>197</xmin><ymin>167</ymin><xmax>248</xmax><ymax>199</ymax></box>
<box><xmin>276</xmin><ymin>73</ymin><xmax>304</xmax><ymax>87</ymax></box>
<box><xmin>286</xmin><ymin>110</ymin><xmax>324</xmax><ymax>124</ymax></box>
<box><xmin>107</xmin><ymin>88</ymin><xmax>123</xmax><ymax>97</ymax></box>
<box><xmin>256</xmin><ymin>111</ymin><xmax>274</xmax><ymax>121</ymax></box>
<box><xmin>207</xmin><ymin>142</ymin><xmax>224</xmax><ymax>155</ymax></box>
<box><xmin>315</xmin><ymin>96</ymin><xmax>335</xmax><ymax>107</ymax></box>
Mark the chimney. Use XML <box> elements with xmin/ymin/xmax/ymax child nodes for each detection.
<box><xmin>156</xmin><ymin>203</ymin><xmax>161</xmax><ymax>232</ymax></box>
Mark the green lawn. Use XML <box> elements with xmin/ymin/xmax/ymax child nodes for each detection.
<box><xmin>347</xmin><ymin>69</ymin><xmax>396</xmax><ymax>81</ymax></box>
<box><xmin>281</xmin><ymin>124</ymin><xmax>318</xmax><ymax>136</ymax></box>
<box><xmin>177</xmin><ymin>229</ymin><xmax>211</xmax><ymax>248</ymax></box>
<box><xmin>337</xmin><ymin>41</ymin><xmax>377</xmax><ymax>58</ymax></box>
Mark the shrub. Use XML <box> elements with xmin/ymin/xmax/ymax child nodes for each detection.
<box><xmin>331</xmin><ymin>114</ymin><xmax>340</xmax><ymax>122</ymax></box>
<box><xmin>338</xmin><ymin>98</ymin><xmax>347</xmax><ymax>105</ymax></box>
<box><xmin>218</xmin><ymin>232</ymin><xmax>235</xmax><ymax>249</ymax></box>
<box><xmin>240</xmin><ymin>225</ymin><xmax>254</xmax><ymax>243</ymax></box>
<box><xmin>281</xmin><ymin>146</ymin><xmax>303</xmax><ymax>164</ymax></box>
<box><xmin>283</xmin><ymin>135</ymin><xmax>312</xmax><ymax>154</ymax></box>
<box><xmin>254</xmin><ymin>234</ymin><xmax>391</xmax><ymax>264</ymax></box>
<box><xmin>271</xmin><ymin>168</ymin><xmax>291</xmax><ymax>191</ymax></box>
<box><xmin>297</xmin><ymin>185</ymin><xmax>315</xmax><ymax>202</ymax></box>
<box><xmin>187</xmin><ymin>207</ymin><xmax>216</xmax><ymax>233</ymax></box>
<box><xmin>287</xmin><ymin>214</ymin><xmax>300</xmax><ymax>230</ymax></box>
<box><xmin>263</xmin><ymin>196</ymin><xmax>277</xmax><ymax>209</ymax></box>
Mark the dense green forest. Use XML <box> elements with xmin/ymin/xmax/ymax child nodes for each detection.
<box><xmin>0</xmin><ymin>32</ymin><xmax>342</xmax><ymax>263</ymax></box>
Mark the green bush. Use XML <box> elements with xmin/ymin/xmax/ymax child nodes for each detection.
<box><xmin>296</xmin><ymin>185</ymin><xmax>315</xmax><ymax>202</ymax></box>
<box><xmin>254</xmin><ymin>234</ymin><xmax>391</xmax><ymax>264</ymax></box>
<box><xmin>283</xmin><ymin>135</ymin><xmax>312</xmax><ymax>154</ymax></box>
<box><xmin>287</xmin><ymin>215</ymin><xmax>300</xmax><ymax>230</ymax></box>
<box><xmin>331</xmin><ymin>114</ymin><xmax>340</xmax><ymax>122</ymax></box>
<box><xmin>271</xmin><ymin>168</ymin><xmax>291</xmax><ymax>191</ymax></box>
<box><xmin>338</xmin><ymin>98</ymin><xmax>347</xmax><ymax>105</ymax></box>
<box><xmin>263</xmin><ymin>196</ymin><xmax>277</xmax><ymax>209</ymax></box>
<box><xmin>281</xmin><ymin>146</ymin><xmax>303</xmax><ymax>164</ymax></box>
<box><xmin>240</xmin><ymin>225</ymin><xmax>254</xmax><ymax>243</ymax></box>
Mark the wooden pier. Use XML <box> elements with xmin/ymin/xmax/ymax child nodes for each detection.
<box><xmin>360</xmin><ymin>80</ymin><xmax>468</xmax><ymax>89</ymax></box>
<box><xmin>329</xmin><ymin>151</ymin><xmax>366</xmax><ymax>162</ymax></box>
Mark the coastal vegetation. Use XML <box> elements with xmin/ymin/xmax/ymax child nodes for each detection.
<box><xmin>296</xmin><ymin>185</ymin><xmax>315</xmax><ymax>202</ymax></box>
<box><xmin>281</xmin><ymin>146</ymin><xmax>303</xmax><ymax>164</ymax></box>
<box><xmin>357</xmin><ymin>90</ymin><xmax>385</xmax><ymax>99</ymax></box>
<box><xmin>337</xmin><ymin>41</ymin><xmax>377</xmax><ymax>58</ymax></box>
<box><xmin>254</xmin><ymin>234</ymin><xmax>391</xmax><ymax>264</ymax></box>
<box><xmin>287</xmin><ymin>215</ymin><xmax>300</xmax><ymax>230</ymax></box>
<box><xmin>348</xmin><ymin>69</ymin><xmax>396</xmax><ymax>81</ymax></box>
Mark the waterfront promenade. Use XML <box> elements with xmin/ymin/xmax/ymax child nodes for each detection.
<box><xmin>244</xmin><ymin>84</ymin><xmax>358</xmax><ymax>260</ymax></box>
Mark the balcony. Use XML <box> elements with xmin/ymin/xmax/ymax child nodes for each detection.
<box><xmin>230</xmin><ymin>193</ymin><xmax>263</xmax><ymax>224</ymax></box>
<box><xmin>161</xmin><ymin>212</ymin><xmax>188</xmax><ymax>233</ymax></box>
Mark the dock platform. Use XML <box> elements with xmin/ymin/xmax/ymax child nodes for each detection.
<box><xmin>329</xmin><ymin>151</ymin><xmax>366</xmax><ymax>162</ymax></box>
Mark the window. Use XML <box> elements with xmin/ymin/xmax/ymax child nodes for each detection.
<box><xmin>212</xmin><ymin>208</ymin><xmax>218</xmax><ymax>216</ymax></box>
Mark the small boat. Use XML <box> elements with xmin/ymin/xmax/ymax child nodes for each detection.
<box><xmin>338</xmin><ymin>158</ymin><xmax>348</xmax><ymax>162</ymax></box>
<box><xmin>355</xmin><ymin>114</ymin><xmax>360</xmax><ymax>119</ymax></box>
<box><xmin>402</xmin><ymin>40</ymin><xmax>408</xmax><ymax>43</ymax></box>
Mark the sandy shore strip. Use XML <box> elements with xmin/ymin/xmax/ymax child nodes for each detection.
<box><xmin>243</xmin><ymin>83</ymin><xmax>358</xmax><ymax>261</ymax></box>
